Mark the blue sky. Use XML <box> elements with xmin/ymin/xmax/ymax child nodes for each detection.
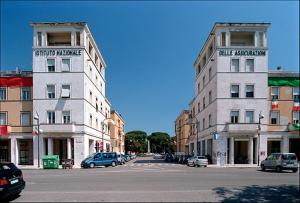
<box><xmin>1</xmin><ymin>1</ymin><xmax>299</xmax><ymax>136</ymax></box>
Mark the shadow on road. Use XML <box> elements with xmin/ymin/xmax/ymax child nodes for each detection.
<box><xmin>213</xmin><ymin>185</ymin><xmax>300</xmax><ymax>202</ymax></box>
<box><xmin>257</xmin><ymin>169</ymin><xmax>296</xmax><ymax>173</ymax></box>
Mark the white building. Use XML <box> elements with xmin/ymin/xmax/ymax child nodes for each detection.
<box><xmin>32</xmin><ymin>22</ymin><xmax>112</xmax><ymax>167</ymax></box>
<box><xmin>189</xmin><ymin>23</ymin><xmax>270</xmax><ymax>165</ymax></box>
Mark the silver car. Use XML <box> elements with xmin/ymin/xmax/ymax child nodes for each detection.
<box><xmin>261</xmin><ymin>153</ymin><xmax>298</xmax><ymax>173</ymax></box>
<box><xmin>187</xmin><ymin>156</ymin><xmax>208</xmax><ymax>167</ymax></box>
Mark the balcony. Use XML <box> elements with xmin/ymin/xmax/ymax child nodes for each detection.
<box><xmin>0</xmin><ymin>125</ymin><xmax>11</xmax><ymax>136</ymax></box>
<box><xmin>227</xmin><ymin>123</ymin><xmax>258</xmax><ymax>134</ymax></box>
<box><xmin>40</xmin><ymin>123</ymin><xmax>76</xmax><ymax>134</ymax></box>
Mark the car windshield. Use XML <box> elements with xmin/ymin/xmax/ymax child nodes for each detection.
<box><xmin>197</xmin><ymin>156</ymin><xmax>206</xmax><ymax>159</ymax></box>
<box><xmin>86</xmin><ymin>153</ymin><xmax>96</xmax><ymax>159</ymax></box>
<box><xmin>282</xmin><ymin>154</ymin><xmax>297</xmax><ymax>160</ymax></box>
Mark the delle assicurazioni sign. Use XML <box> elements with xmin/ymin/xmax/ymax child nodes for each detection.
<box><xmin>34</xmin><ymin>49</ymin><xmax>82</xmax><ymax>57</ymax></box>
<box><xmin>219</xmin><ymin>49</ymin><xmax>266</xmax><ymax>56</ymax></box>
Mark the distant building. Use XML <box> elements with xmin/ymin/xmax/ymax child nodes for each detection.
<box><xmin>31</xmin><ymin>22</ymin><xmax>113</xmax><ymax>167</ymax></box>
<box><xmin>189</xmin><ymin>23</ymin><xmax>270</xmax><ymax>165</ymax></box>
<box><xmin>267</xmin><ymin>71</ymin><xmax>300</xmax><ymax>158</ymax></box>
<box><xmin>175</xmin><ymin>110</ymin><xmax>190</xmax><ymax>154</ymax></box>
<box><xmin>109</xmin><ymin>110</ymin><xmax>125</xmax><ymax>154</ymax></box>
<box><xmin>0</xmin><ymin>70</ymin><xmax>33</xmax><ymax>166</ymax></box>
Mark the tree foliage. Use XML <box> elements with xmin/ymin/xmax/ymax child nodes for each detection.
<box><xmin>125</xmin><ymin>130</ymin><xmax>147</xmax><ymax>153</ymax></box>
<box><xmin>148</xmin><ymin>132</ymin><xmax>175</xmax><ymax>153</ymax></box>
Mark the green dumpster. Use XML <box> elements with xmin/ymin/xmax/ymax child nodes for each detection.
<box><xmin>42</xmin><ymin>155</ymin><xmax>60</xmax><ymax>169</ymax></box>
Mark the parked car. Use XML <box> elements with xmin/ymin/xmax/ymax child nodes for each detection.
<box><xmin>261</xmin><ymin>153</ymin><xmax>299</xmax><ymax>173</ymax></box>
<box><xmin>124</xmin><ymin>155</ymin><xmax>131</xmax><ymax>162</ymax></box>
<box><xmin>183</xmin><ymin>155</ymin><xmax>193</xmax><ymax>164</ymax></box>
<box><xmin>0</xmin><ymin>162</ymin><xmax>26</xmax><ymax>200</ymax></box>
<box><xmin>194</xmin><ymin>156</ymin><xmax>208</xmax><ymax>167</ymax></box>
<box><xmin>153</xmin><ymin>154</ymin><xmax>163</xmax><ymax>159</ymax></box>
<box><xmin>165</xmin><ymin>154</ymin><xmax>174</xmax><ymax>162</ymax></box>
<box><xmin>187</xmin><ymin>157</ymin><xmax>196</xmax><ymax>166</ymax></box>
<box><xmin>81</xmin><ymin>152</ymin><xmax>118</xmax><ymax>168</ymax></box>
<box><xmin>116</xmin><ymin>154</ymin><xmax>125</xmax><ymax>165</ymax></box>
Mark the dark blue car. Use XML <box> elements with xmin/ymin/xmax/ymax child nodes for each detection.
<box><xmin>81</xmin><ymin>152</ymin><xmax>118</xmax><ymax>168</ymax></box>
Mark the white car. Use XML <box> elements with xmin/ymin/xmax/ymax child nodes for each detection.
<box><xmin>187</xmin><ymin>156</ymin><xmax>208</xmax><ymax>167</ymax></box>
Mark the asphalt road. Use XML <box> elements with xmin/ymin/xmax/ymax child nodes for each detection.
<box><xmin>11</xmin><ymin>157</ymin><xmax>300</xmax><ymax>202</ymax></box>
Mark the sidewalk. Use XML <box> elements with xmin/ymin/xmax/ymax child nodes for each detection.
<box><xmin>208</xmin><ymin>164</ymin><xmax>259</xmax><ymax>168</ymax></box>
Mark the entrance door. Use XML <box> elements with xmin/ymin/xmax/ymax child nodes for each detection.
<box><xmin>234</xmin><ymin>141</ymin><xmax>248</xmax><ymax>164</ymax></box>
<box><xmin>289</xmin><ymin>138</ymin><xmax>300</xmax><ymax>160</ymax></box>
<box><xmin>0</xmin><ymin>139</ymin><xmax>10</xmax><ymax>162</ymax></box>
<box><xmin>267</xmin><ymin>140</ymin><xmax>281</xmax><ymax>155</ymax></box>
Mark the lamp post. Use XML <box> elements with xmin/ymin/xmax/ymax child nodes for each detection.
<box><xmin>257</xmin><ymin>112</ymin><xmax>264</xmax><ymax>166</ymax></box>
<box><xmin>34</xmin><ymin>112</ymin><xmax>40</xmax><ymax>168</ymax></box>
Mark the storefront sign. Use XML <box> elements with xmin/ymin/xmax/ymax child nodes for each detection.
<box><xmin>34</xmin><ymin>49</ymin><xmax>82</xmax><ymax>57</ymax></box>
<box><xmin>219</xmin><ymin>49</ymin><xmax>266</xmax><ymax>56</ymax></box>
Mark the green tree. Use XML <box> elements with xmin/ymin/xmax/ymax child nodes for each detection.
<box><xmin>148</xmin><ymin>132</ymin><xmax>175</xmax><ymax>153</ymax></box>
<box><xmin>125</xmin><ymin>130</ymin><xmax>147</xmax><ymax>153</ymax></box>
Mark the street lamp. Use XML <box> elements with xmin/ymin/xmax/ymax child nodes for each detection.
<box><xmin>257</xmin><ymin>112</ymin><xmax>264</xmax><ymax>166</ymax></box>
<box><xmin>34</xmin><ymin>112</ymin><xmax>40</xmax><ymax>168</ymax></box>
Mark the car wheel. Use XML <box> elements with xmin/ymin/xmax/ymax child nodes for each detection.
<box><xmin>292</xmin><ymin>169</ymin><xmax>298</xmax><ymax>173</ymax></box>
<box><xmin>261</xmin><ymin>165</ymin><xmax>265</xmax><ymax>171</ymax></box>
<box><xmin>89</xmin><ymin>163</ymin><xmax>95</xmax><ymax>168</ymax></box>
<box><xmin>111</xmin><ymin>161</ymin><xmax>116</xmax><ymax>167</ymax></box>
<box><xmin>276</xmin><ymin>166</ymin><xmax>282</xmax><ymax>173</ymax></box>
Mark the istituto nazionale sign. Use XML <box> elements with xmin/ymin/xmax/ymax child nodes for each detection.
<box><xmin>34</xmin><ymin>49</ymin><xmax>82</xmax><ymax>56</ymax></box>
<box><xmin>218</xmin><ymin>49</ymin><xmax>266</xmax><ymax>56</ymax></box>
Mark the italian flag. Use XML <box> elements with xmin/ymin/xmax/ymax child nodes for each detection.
<box><xmin>293</xmin><ymin>102</ymin><xmax>300</xmax><ymax>111</ymax></box>
<box><xmin>271</xmin><ymin>100</ymin><xmax>278</xmax><ymax>109</ymax></box>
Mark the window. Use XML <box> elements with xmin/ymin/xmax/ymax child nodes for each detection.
<box><xmin>89</xmin><ymin>91</ymin><xmax>92</xmax><ymax>102</ymax></box>
<box><xmin>62</xmin><ymin>111</ymin><xmax>71</xmax><ymax>124</ymax></box>
<box><xmin>76</xmin><ymin>32</ymin><xmax>80</xmax><ymax>46</ymax></box>
<box><xmin>270</xmin><ymin>111</ymin><xmax>279</xmax><ymax>124</ymax></box>
<box><xmin>203</xmin><ymin>97</ymin><xmax>206</xmax><ymax>109</ymax></box>
<box><xmin>101</xmin><ymin>102</ymin><xmax>103</xmax><ymax>112</ymax></box>
<box><xmin>293</xmin><ymin>111</ymin><xmax>299</xmax><ymax>124</ymax></box>
<box><xmin>230</xmin><ymin>111</ymin><xmax>239</xmax><ymax>123</ymax></box>
<box><xmin>231</xmin><ymin>85</ymin><xmax>239</xmax><ymax>98</ymax></box>
<box><xmin>197</xmin><ymin>83</ymin><xmax>200</xmax><ymax>94</ymax></box>
<box><xmin>37</xmin><ymin>32</ymin><xmax>42</xmax><ymax>46</ymax></box>
<box><xmin>89</xmin><ymin>66</ymin><xmax>92</xmax><ymax>78</ymax></box>
<box><xmin>47</xmin><ymin>111</ymin><xmax>55</xmax><ymax>124</ymax></box>
<box><xmin>61</xmin><ymin>85</ymin><xmax>70</xmax><ymax>98</ymax></box>
<box><xmin>246</xmin><ymin>85</ymin><xmax>254</xmax><ymax>98</ymax></box>
<box><xmin>197</xmin><ymin>64</ymin><xmax>201</xmax><ymax>75</ymax></box>
<box><xmin>271</xmin><ymin>87</ymin><xmax>279</xmax><ymax>100</ymax></box>
<box><xmin>231</xmin><ymin>59</ymin><xmax>239</xmax><ymax>72</ymax></box>
<box><xmin>209</xmin><ymin>67</ymin><xmax>212</xmax><ymax>81</ymax></box>
<box><xmin>21</xmin><ymin>112</ymin><xmax>30</xmax><ymax>126</ymax></box>
<box><xmin>0</xmin><ymin>88</ymin><xmax>7</xmax><ymax>100</ymax></box>
<box><xmin>96</xmin><ymin>97</ymin><xmax>98</xmax><ymax>111</ymax></box>
<box><xmin>0</xmin><ymin>112</ymin><xmax>7</xmax><ymax>125</ymax></box>
<box><xmin>96</xmin><ymin>118</ymin><xmax>98</xmax><ymax>129</ymax></box>
<box><xmin>47</xmin><ymin>59</ymin><xmax>55</xmax><ymax>72</ymax></box>
<box><xmin>47</xmin><ymin>85</ymin><xmax>55</xmax><ymax>98</ymax></box>
<box><xmin>202</xmin><ymin>118</ymin><xmax>205</xmax><ymax>130</ymax></box>
<box><xmin>293</xmin><ymin>87</ymin><xmax>299</xmax><ymax>101</ymax></box>
<box><xmin>209</xmin><ymin>91</ymin><xmax>212</xmax><ymax>103</ymax></box>
<box><xmin>245</xmin><ymin>59</ymin><xmax>254</xmax><ymax>72</ymax></box>
<box><xmin>21</xmin><ymin>87</ymin><xmax>30</xmax><ymax>100</ymax></box>
<box><xmin>209</xmin><ymin>114</ymin><xmax>212</xmax><ymax>127</ymax></box>
<box><xmin>230</xmin><ymin>32</ymin><xmax>255</xmax><ymax>46</ymax></box>
<box><xmin>221</xmin><ymin>32</ymin><xmax>226</xmax><ymax>46</ymax></box>
<box><xmin>61</xmin><ymin>59</ymin><xmax>70</xmax><ymax>72</ymax></box>
<box><xmin>89</xmin><ymin>43</ymin><xmax>93</xmax><ymax>55</ymax></box>
<box><xmin>197</xmin><ymin>102</ymin><xmax>200</xmax><ymax>113</ymax></box>
<box><xmin>202</xmin><ymin>75</ymin><xmax>205</xmax><ymax>88</ymax></box>
<box><xmin>100</xmin><ymin>82</ymin><xmax>103</xmax><ymax>92</ymax></box>
<box><xmin>245</xmin><ymin>111</ymin><xmax>254</xmax><ymax>123</ymax></box>
<box><xmin>258</xmin><ymin>32</ymin><xmax>264</xmax><ymax>47</ymax></box>
<box><xmin>89</xmin><ymin>114</ymin><xmax>92</xmax><ymax>126</ymax></box>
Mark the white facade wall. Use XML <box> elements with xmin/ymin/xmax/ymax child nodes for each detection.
<box><xmin>189</xmin><ymin>23</ymin><xmax>270</xmax><ymax>165</ymax></box>
<box><xmin>32</xmin><ymin>23</ymin><xmax>111</xmax><ymax>168</ymax></box>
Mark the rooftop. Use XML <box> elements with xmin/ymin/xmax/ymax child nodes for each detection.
<box><xmin>0</xmin><ymin>69</ymin><xmax>32</xmax><ymax>77</ymax></box>
<box><xmin>30</xmin><ymin>22</ymin><xmax>87</xmax><ymax>27</ymax></box>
